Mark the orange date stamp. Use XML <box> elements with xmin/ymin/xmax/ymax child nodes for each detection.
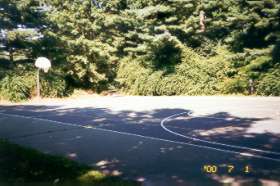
<box><xmin>202</xmin><ymin>164</ymin><xmax>251</xmax><ymax>174</ymax></box>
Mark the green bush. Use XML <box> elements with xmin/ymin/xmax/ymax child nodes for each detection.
<box><xmin>244</xmin><ymin>56</ymin><xmax>272</xmax><ymax>72</ymax></box>
<box><xmin>222</xmin><ymin>78</ymin><xmax>249</xmax><ymax>95</ymax></box>
<box><xmin>143</xmin><ymin>34</ymin><xmax>183</xmax><ymax>71</ymax></box>
<box><xmin>117</xmin><ymin>46</ymin><xmax>231</xmax><ymax>96</ymax></box>
<box><xmin>0</xmin><ymin>75</ymin><xmax>33</xmax><ymax>102</ymax></box>
<box><xmin>40</xmin><ymin>71</ymin><xmax>71</xmax><ymax>98</ymax></box>
<box><xmin>117</xmin><ymin>59</ymin><xmax>153</xmax><ymax>95</ymax></box>
<box><xmin>0</xmin><ymin>70</ymin><xmax>71</xmax><ymax>102</ymax></box>
<box><xmin>256</xmin><ymin>67</ymin><xmax>280</xmax><ymax>96</ymax></box>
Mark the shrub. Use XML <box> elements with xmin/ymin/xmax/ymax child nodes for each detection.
<box><xmin>222</xmin><ymin>78</ymin><xmax>249</xmax><ymax>95</ymax></box>
<box><xmin>256</xmin><ymin>67</ymin><xmax>280</xmax><ymax>96</ymax></box>
<box><xmin>117</xmin><ymin>46</ymin><xmax>231</xmax><ymax>96</ymax></box>
<box><xmin>117</xmin><ymin>58</ymin><xmax>154</xmax><ymax>95</ymax></box>
<box><xmin>0</xmin><ymin>70</ymin><xmax>72</xmax><ymax>102</ymax></box>
<box><xmin>144</xmin><ymin>34</ymin><xmax>183</xmax><ymax>71</ymax></box>
<box><xmin>40</xmin><ymin>71</ymin><xmax>71</xmax><ymax>98</ymax></box>
<box><xmin>244</xmin><ymin>56</ymin><xmax>272</xmax><ymax>72</ymax></box>
<box><xmin>0</xmin><ymin>75</ymin><xmax>32</xmax><ymax>102</ymax></box>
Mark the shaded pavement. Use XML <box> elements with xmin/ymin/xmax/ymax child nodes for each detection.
<box><xmin>0</xmin><ymin>96</ymin><xmax>280</xmax><ymax>185</ymax></box>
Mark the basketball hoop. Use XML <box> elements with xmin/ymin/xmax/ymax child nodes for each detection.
<box><xmin>43</xmin><ymin>68</ymin><xmax>49</xmax><ymax>73</ymax></box>
<box><xmin>34</xmin><ymin>57</ymin><xmax>51</xmax><ymax>98</ymax></box>
<box><xmin>35</xmin><ymin>57</ymin><xmax>51</xmax><ymax>73</ymax></box>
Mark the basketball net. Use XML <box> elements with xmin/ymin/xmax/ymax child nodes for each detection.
<box><xmin>43</xmin><ymin>67</ymin><xmax>49</xmax><ymax>73</ymax></box>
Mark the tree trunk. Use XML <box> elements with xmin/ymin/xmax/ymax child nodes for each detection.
<box><xmin>8</xmin><ymin>47</ymin><xmax>14</xmax><ymax>68</ymax></box>
<box><xmin>9</xmin><ymin>48</ymin><xmax>13</xmax><ymax>62</ymax></box>
<box><xmin>199</xmin><ymin>10</ymin><xmax>206</xmax><ymax>33</ymax></box>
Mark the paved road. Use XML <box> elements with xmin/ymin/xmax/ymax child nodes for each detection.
<box><xmin>0</xmin><ymin>96</ymin><xmax>280</xmax><ymax>186</ymax></box>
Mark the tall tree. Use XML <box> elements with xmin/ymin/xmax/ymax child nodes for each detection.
<box><xmin>0</xmin><ymin>0</ymin><xmax>44</xmax><ymax>65</ymax></box>
<box><xmin>46</xmin><ymin>0</ymin><xmax>124</xmax><ymax>90</ymax></box>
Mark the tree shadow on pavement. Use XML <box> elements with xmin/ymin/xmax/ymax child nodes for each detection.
<box><xmin>0</xmin><ymin>104</ymin><xmax>280</xmax><ymax>186</ymax></box>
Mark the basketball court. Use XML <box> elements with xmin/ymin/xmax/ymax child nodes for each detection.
<box><xmin>0</xmin><ymin>96</ymin><xmax>280</xmax><ymax>185</ymax></box>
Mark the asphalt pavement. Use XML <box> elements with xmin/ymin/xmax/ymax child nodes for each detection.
<box><xmin>0</xmin><ymin>96</ymin><xmax>280</xmax><ymax>186</ymax></box>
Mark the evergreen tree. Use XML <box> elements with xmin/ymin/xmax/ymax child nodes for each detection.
<box><xmin>46</xmin><ymin>0</ymin><xmax>127</xmax><ymax>90</ymax></box>
<box><xmin>2</xmin><ymin>0</ymin><xmax>277</xmax><ymax>98</ymax></box>
<box><xmin>0</xmin><ymin>0</ymin><xmax>44</xmax><ymax>64</ymax></box>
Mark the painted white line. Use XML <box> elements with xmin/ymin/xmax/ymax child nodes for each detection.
<box><xmin>1</xmin><ymin>112</ymin><xmax>280</xmax><ymax>162</ymax></box>
<box><xmin>161</xmin><ymin>112</ymin><xmax>280</xmax><ymax>156</ymax></box>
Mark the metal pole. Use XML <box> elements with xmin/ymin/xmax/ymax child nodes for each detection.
<box><xmin>37</xmin><ymin>68</ymin><xmax>40</xmax><ymax>98</ymax></box>
<box><xmin>249</xmin><ymin>79</ymin><xmax>254</xmax><ymax>95</ymax></box>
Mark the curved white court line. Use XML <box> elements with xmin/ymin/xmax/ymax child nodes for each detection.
<box><xmin>161</xmin><ymin>112</ymin><xmax>280</xmax><ymax>156</ymax></box>
<box><xmin>0</xmin><ymin>112</ymin><xmax>280</xmax><ymax>162</ymax></box>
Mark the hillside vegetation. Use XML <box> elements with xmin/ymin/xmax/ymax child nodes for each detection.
<box><xmin>0</xmin><ymin>0</ymin><xmax>279</xmax><ymax>101</ymax></box>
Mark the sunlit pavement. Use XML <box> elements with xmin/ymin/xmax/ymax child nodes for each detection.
<box><xmin>0</xmin><ymin>96</ymin><xmax>280</xmax><ymax>186</ymax></box>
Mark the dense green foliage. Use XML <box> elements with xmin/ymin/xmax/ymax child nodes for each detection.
<box><xmin>256</xmin><ymin>66</ymin><xmax>280</xmax><ymax>96</ymax></box>
<box><xmin>0</xmin><ymin>0</ymin><xmax>279</xmax><ymax>101</ymax></box>
<box><xmin>0</xmin><ymin>0</ymin><xmax>70</xmax><ymax>101</ymax></box>
<box><xmin>118</xmin><ymin>46</ymin><xmax>232</xmax><ymax>95</ymax></box>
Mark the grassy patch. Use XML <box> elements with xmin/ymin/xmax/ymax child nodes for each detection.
<box><xmin>0</xmin><ymin>140</ymin><xmax>139</xmax><ymax>186</ymax></box>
